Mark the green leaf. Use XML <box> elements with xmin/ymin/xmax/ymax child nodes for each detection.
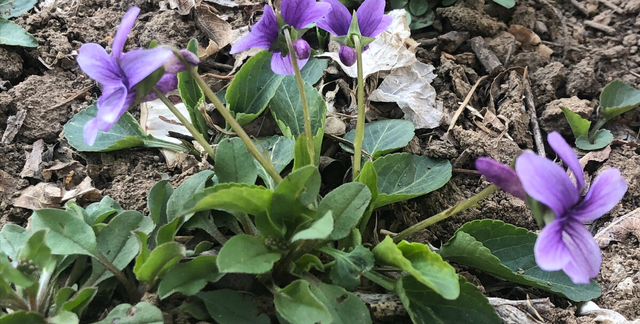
<box><xmin>49</xmin><ymin>311</ymin><xmax>79</xmax><ymax>324</ymax></box>
<box><xmin>166</xmin><ymin>170</ymin><xmax>215</xmax><ymax>222</ymax></box>
<box><xmin>253</xmin><ymin>135</ymin><xmax>295</xmax><ymax>189</ymax></box>
<box><xmin>0</xmin><ymin>252</ymin><xmax>35</xmax><ymax>287</ymax></box>
<box><xmin>183</xmin><ymin>183</ymin><xmax>273</xmax><ymax>217</ymax></box>
<box><xmin>575</xmin><ymin>130</ymin><xmax>613</xmax><ymax>151</ymax></box>
<box><xmin>134</xmin><ymin>242</ymin><xmax>186</xmax><ymax>284</ymax></box>
<box><xmin>409</xmin><ymin>10</ymin><xmax>435</xmax><ymax>29</ymax></box>
<box><xmin>341</xmin><ymin>120</ymin><xmax>415</xmax><ymax>160</ymax></box>
<box><xmin>270</xmin><ymin>78</ymin><xmax>327</xmax><ymax>139</ymax></box>
<box><xmin>439</xmin><ymin>219</ymin><xmax>601</xmax><ymax>301</ymax></box>
<box><xmin>91</xmin><ymin>302</ymin><xmax>164</xmax><ymax>324</ymax></box>
<box><xmin>64</xmin><ymin>105</ymin><xmax>185</xmax><ymax>152</ymax></box>
<box><xmin>198</xmin><ymin>289</ymin><xmax>271</xmax><ymax>324</ymax></box>
<box><xmin>216</xmin><ymin>234</ymin><xmax>281</xmax><ymax>274</ymax></box>
<box><xmin>299</xmin><ymin>57</ymin><xmax>328</xmax><ymax>85</ymax></box>
<box><xmin>274</xmin><ymin>280</ymin><xmax>333</xmax><ymax>324</ymax></box>
<box><xmin>19</xmin><ymin>230</ymin><xmax>51</xmax><ymax>268</ymax></box>
<box><xmin>0</xmin><ymin>224</ymin><xmax>29</xmax><ymax>261</ymax></box>
<box><xmin>601</xmin><ymin>80</ymin><xmax>640</xmax><ymax>120</ymax></box>
<box><xmin>227</xmin><ymin>51</ymin><xmax>285</xmax><ymax>125</ymax></box>
<box><xmin>156</xmin><ymin>216</ymin><xmax>182</xmax><ymax>246</ymax></box>
<box><xmin>291</xmin><ymin>211</ymin><xmax>334</xmax><ymax>242</ymax></box>
<box><xmin>0</xmin><ymin>0</ymin><xmax>37</xmax><ymax>18</ymax></box>
<box><xmin>31</xmin><ymin>209</ymin><xmax>99</xmax><ymax>257</ymax></box>
<box><xmin>309</xmin><ymin>282</ymin><xmax>372</xmax><ymax>324</ymax></box>
<box><xmin>441</xmin><ymin>0</ymin><xmax>458</xmax><ymax>5</ymax></box>
<box><xmin>0</xmin><ymin>18</ymin><xmax>37</xmax><ymax>47</ymax></box>
<box><xmin>135</xmin><ymin>67</ymin><xmax>165</xmax><ymax>104</ymax></box>
<box><xmin>91</xmin><ymin>211</ymin><xmax>154</xmax><ymax>285</ymax></box>
<box><xmin>0</xmin><ymin>311</ymin><xmax>46</xmax><ymax>323</ymax></box>
<box><xmin>560</xmin><ymin>106</ymin><xmax>591</xmax><ymax>138</ymax></box>
<box><xmin>490</xmin><ymin>0</ymin><xmax>515</xmax><ymax>9</ymax></box>
<box><xmin>293</xmin><ymin>133</ymin><xmax>313</xmax><ymax>170</ymax></box>
<box><xmin>409</xmin><ymin>0</ymin><xmax>429</xmax><ymax>16</ymax></box>
<box><xmin>178</xmin><ymin>39</ymin><xmax>208</xmax><ymax>136</ymax></box>
<box><xmin>389</xmin><ymin>0</ymin><xmax>408</xmax><ymax>9</ymax></box>
<box><xmin>323</xmin><ymin>246</ymin><xmax>374</xmax><ymax>290</ymax></box>
<box><xmin>215</xmin><ymin>137</ymin><xmax>258</xmax><ymax>184</ymax></box>
<box><xmin>61</xmin><ymin>287</ymin><xmax>97</xmax><ymax>317</ymax></box>
<box><xmin>356</xmin><ymin>162</ymin><xmax>378</xmax><ymax>202</ymax></box>
<box><xmin>158</xmin><ymin>255</ymin><xmax>223</xmax><ymax>299</ymax></box>
<box><xmin>373</xmin><ymin>236</ymin><xmax>459</xmax><ymax>299</ymax></box>
<box><xmin>373</xmin><ymin>153</ymin><xmax>452</xmax><ymax>208</ymax></box>
<box><xmin>293</xmin><ymin>253</ymin><xmax>324</xmax><ymax>275</ymax></box>
<box><xmin>270</xmin><ymin>165</ymin><xmax>321</xmax><ymax>236</ymax></box>
<box><xmin>398</xmin><ymin>276</ymin><xmax>501</xmax><ymax>324</ymax></box>
<box><xmin>148</xmin><ymin>180</ymin><xmax>173</xmax><ymax>226</ymax></box>
<box><xmin>317</xmin><ymin>182</ymin><xmax>371</xmax><ymax>240</ymax></box>
<box><xmin>85</xmin><ymin>196</ymin><xmax>122</xmax><ymax>225</ymax></box>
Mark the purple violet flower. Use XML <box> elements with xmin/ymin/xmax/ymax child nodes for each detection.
<box><xmin>476</xmin><ymin>132</ymin><xmax>627</xmax><ymax>284</ymax></box>
<box><xmin>229</xmin><ymin>0</ymin><xmax>331</xmax><ymax>75</ymax></box>
<box><xmin>316</xmin><ymin>0</ymin><xmax>392</xmax><ymax>66</ymax></box>
<box><xmin>76</xmin><ymin>7</ymin><xmax>182</xmax><ymax>146</ymax></box>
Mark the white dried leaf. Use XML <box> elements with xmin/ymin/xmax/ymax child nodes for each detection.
<box><xmin>368</xmin><ymin>62</ymin><xmax>442</xmax><ymax>129</ymax></box>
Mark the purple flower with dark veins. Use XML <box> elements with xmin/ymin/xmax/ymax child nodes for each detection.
<box><xmin>229</xmin><ymin>0</ymin><xmax>331</xmax><ymax>75</ymax></box>
<box><xmin>76</xmin><ymin>7</ymin><xmax>199</xmax><ymax>146</ymax></box>
<box><xmin>316</xmin><ymin>0</ymin><xmax>392</xmax><ymax>66</ymax></box>
<box><xmin>476</xmin><ymin>132</ymin><xmax>627</xmax><ymax>284</ymax></box>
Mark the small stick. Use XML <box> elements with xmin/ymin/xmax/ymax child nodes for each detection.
<box><xmin>469</xmin><ymin>37</ymin><xmax>504</xmax><ymax>75</ymax></box>
<box><xmin>584</xmin><ymin>20</ymin><xmax>616</xmax><ymax>35</ymax></box>
<box><xmin>201</xmin><ymin>72</ymin><xmax>235</xmax><ymax>80</ymax></box>
<box><xmin>448</xmin><ymin>75</ymin><xmax>488</xmax><ymax>132</ymax></box>
<box><xmin>570</xmin><ymin>0</ymin><xmax>590</xmax><ymax>16</ymax></box>
<box><xmin>503</xmin><ymin>39</ymin><xmax>517</xmax><ymax>69</ymax></box>
<box><xmin>522</xmin><ymin>67</ymin><xmax>546</xmax><ymax>156</ymax></box>
<box><xmin>597</xmin><ymin>0</ymin><xmax>624</xmax><ymax>14</ymax></box>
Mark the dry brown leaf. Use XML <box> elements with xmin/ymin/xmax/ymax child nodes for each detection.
<box><xmin>595</xmin><ymin>208</ymin><xmax>640</xmax><ymax>247</ymax></box>
<box><xmin>20</xmin><ymin>139</ymin><xmax>45</xmax><ymax>179</ymax></box>
<box><xmin>507</xmin><ymin>25</ymin><xmax>541</xmax><ymax>49</ymax></box>
<box><xmin>195</xmin><ymin>4</ymin><xmax>233</xmax><ymax>54</ymax></box>
<box><xmin>168</xmin><ymin>0</ymin><xmax>197</xmax><ymax>15</ymax></box>
<box><xmin>13</xmin><ymin>182</ymin><xmax>62</xmax><ymax>210</ymax></box>
<box><xmin>1</xmin><ymin>109</ymin><xmax>26</xmax><ymax>144</ymax></box>
<box><xmin>62</xmin><ymin>176</ymin><xmax>101</xmax><ymax>202</ymax></box>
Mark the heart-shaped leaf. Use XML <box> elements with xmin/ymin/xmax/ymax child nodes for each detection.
<box><xmin>216</xmin><ymin>234</ymin><xmax>281</xmax><ymax>274</ymax></box>
<box><xmin>600</xmin><ymin>80</ymin><xmax>640</xmax><ymax>120</ymax></box>
<box><xmin>575</xmin><ymin>130</ymin><xmax>613</xmax><ymax>151</ymax></box>
<box><xmin>341</xmin><ymin>120</ymin><xmax>415</xmax><ymax>159</ymax></box>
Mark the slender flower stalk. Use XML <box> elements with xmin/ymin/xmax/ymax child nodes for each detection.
<box><xmin>393</xmin><ymin>185</ymin><xmax>498</xmax><ymax>243</ymax></box>
<box><xmin>351</xmin><ymin>35</ymin><xmax>365</xmax><ymax>179</ymax></box>
<box><xmin>152</xmin><ymin>88</ymin><xmax>216</xmax><ymax>159</ymax></box>
<box><xmin>284</xmin><ymin>29</ymin><xmax>315</xmax><ymax>163</ymax></box>
<box><xmin>476</xmin><ymin>132</ymin><xmax>627</xmax><ymax>284</ymax></box>
<box><xmin>166</xmin><ymin>47</ymin><xmax>284</xmax><ymax>184</ymax></box>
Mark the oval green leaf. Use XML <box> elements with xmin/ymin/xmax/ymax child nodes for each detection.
<box><xmin>216</xmin><ymin>234</ymin><xmax>281</xmax><ymax>274</ymax></box>
<box><xmin>341</xmin><ymin>120</ymin><xmax>415</xmax><ymax>159</ymax></box>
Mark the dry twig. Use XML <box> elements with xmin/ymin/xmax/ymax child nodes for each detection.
<box><xmin>584</xmin><ymin>20</ymin><xmax>616</xmax><ymax>35</ymax></box>
<box><xmin>448</xmin><ymin>76</ymin><xmax>488</xmax><ymax>132</ymax></box>
<box><xmin>522</xmin><ymin>67</ymin><xmax>546</xmax><ymax>156</ymax></box>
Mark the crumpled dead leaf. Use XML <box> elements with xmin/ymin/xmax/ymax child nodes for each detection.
<box><xmin>140</xmin><ymin>95</ymin><xmax>193</xmax><ymax>168</ymax></box>
<box><xmin>229</xmin><ymin>26</ymin><xmax>262</xmax><ymax>73</ymax></box>
<box><xmin>507</xmin><ymin>25</ymin><xmax>541</xmax><ymax>49</ymax></box>
<box><xmin>41</xmin><ymin>161</ymin><xmax>82</xmax><ymax>182</ymax></box>
<box><xmin>577</xmin><ymin>301</ymin><xmax>640</xmax><ymax>324</ymax></box>
<box><xmin>62</xmin><ymin>176</ymin><xmax>101</xmax><ymax>202</ymax></box>
<box><xmin>595</xmin><ymin>208</ymin><xmax>640</xmax><ymax>247</ymax></box>
<box><xmin>168</xmin><ymin>0</ymin><xmax>196</xmax><ymax>15</ymax></box>
<box><xmin>13</xmin><ymin>182</ymin><xmax>62</xmax><ymax>210</ymax></box>
<box><xmin>317</xmin><ymin>9</ymin><xmax>419</xmax><ymax>78</ymax></box>
<box><xmin>368</xmin><ymin>61</ymin><xmax>442</xmax><ymax>129</ymax></box>
<box><xmin>195</xmin><ymin>4</ymin><xmax>233</xmax><ymax>54</ymax></box>
<box><xmin>1</xmin><ymin>109</ymin><xmax>26</xmax><ymax>144</ymax></box>
<box><xmin>20</xmin><ymin>139</ymin><xmax>45</xmax><ymax>179</ymax></box>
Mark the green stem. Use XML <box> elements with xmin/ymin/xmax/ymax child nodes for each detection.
<box><xmin>152</xmin><ymin>88</ymin><xmax>216</xmax><ymax>159</ymax></box>
<box><xmin>352</xmin><ymin>36</ymin><xmax>365</xmax><ymax>180</ymax></box>
<box><xmin>393</xmin><ymin>185</ymin><xmax>498</xmax><ymax>243</ymax></box>
<box><xmin>237</xmin><ymin>213</ymin><xmax>258</xmax><ymax>236</ymax></box>
<box><xmin>143</xmin><ymin>138</ymin><xmax>190</xmax><ymax>153</ymax></box>
<box><xmin>164</xmin><ymin>46</ymin><xmax>283</xmax><ymax>185</ymax></box>
<box><xmin>363</xmin><ymin>271</ymin><xmax>397</xmax><ymax>292</ymax></box>
<box><xmin>588</xmin><ymin>118</ymin><xmax>607</xmax><ymax>144</ymax></box>
<box><xmin>95</xmin><ymin>254</ymin><xmax>137</xmax><ymax>302</ymax></box>
<box><xmin>283</xmin><ymin>29</ymin><xmax>315</xmax><ymax>163</ymax></box>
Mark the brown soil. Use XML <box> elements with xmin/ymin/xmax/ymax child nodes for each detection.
<box><xmin>1</xmin><ymin>0</ymin><xmax>640</xmax><ymax>322</ymax></box>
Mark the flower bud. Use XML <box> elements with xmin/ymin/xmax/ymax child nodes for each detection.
<box><xmin>292</xmin><ymin>39</ymin><xmax>311</xmax><ymax>60</ymax></box>
<box><xmin>339</xmin><ymin>45</ymin><xmax>356</xmax><ymax>66</ymax></box>
<box><xmin>144</xmin><ymin>74</ymin><xmax>178</xmax><ymax>101</ymax></box>
<box><xmin>163</xmin><ymin>49</ymin><xmax>200</xmax><ymax>74</ymax></box>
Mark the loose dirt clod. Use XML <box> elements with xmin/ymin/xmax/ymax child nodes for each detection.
<box><xmin>540</xmin><ymin>97</ymin><xmax>594</xmax><ymax>136</ymax></box>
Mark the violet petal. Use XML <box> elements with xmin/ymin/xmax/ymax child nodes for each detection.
<box><xmin>356</xmin><ymin>0</ymin><xmax>385</xmax><ymax>37</ymax></box>
<box><xmin>145</xmin><ymin>74</ymin><xmax>178</xmax><ymax>101</ymax></box>
<box><xmin>76</xmin><ymin>43</ymin><xmax>122</xmax><ymax>85</ymax></box>
<box><xmin>367</xmin><ymin>14</ymin><xmax>392</xmax><ymax>38</ymax></box>
<box><xmin>282</xmin><ymin>0</ymin><xmax>331</xmax><ymax>29</ymax></box>
<box><xmin>515</xmin><ymin>152</ymin><xmax>579</xmax><ymax>218</ymax></box>
<box><xmin>548</xmin><ymin>131</ymin><xmax>585</xmax><ymax>191</ymax></box>
<box><xmin>83</xmin><ymin>118</ymin><xmax>100</xmax><ymax>146</ymax></box>
<box><xmin>119</xmin><ymin>48</ymin><xmax>174</xmax><ymax>87</ymax></box>
<box><xmin>562</xmin><ymin>219</ymin><xmax>602</xmax><ymax>284</ymax></box>
<box><xmin>96</xmin><ymin>85</ymin><xmax>129</xmax><ymax>125</ymax></box>
<box><xmin>163</xmin><ymin>49</ymin><xmax>200</xmax><ymax>75</ymax></box>
<box><xmin>270</xmin><ymin>52</ymin><xmax>309</xmax><ymax>75</ymax></box>
<box><xmin>570</xmin><ymin>168</ymin><xmax>627</xmax><ymax>222</ymax></box>
<box><xmin>534</xmin><ymin>219</ymin><xmax>571</xmax><ymax>271</ymax></box>
<box><xmin>316</xmin><ymin>0</ymin><xmax>351</xmax><ymax>36</ymax></box>
<box><xmin>112</xmin><ymin>7</ymin><xmax>140</xmax><ymax>59</ymax></box>
<box><xmin>475</xmin><ymin>157</ymin><xmax>526</xmax><ymax>200</ymax></box>
<box><xmin>230</xmin><ymin>5</ymin><xmax>279</xmax><ymax>54</ymax></box>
